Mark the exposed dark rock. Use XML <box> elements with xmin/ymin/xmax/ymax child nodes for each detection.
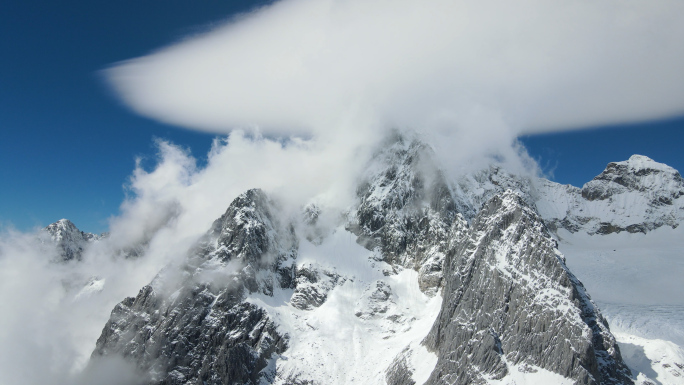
<box><xmin>91</xmin><ymin>189</ymin><xmax>296</xmax><ymax>385</ymax></box>
<box><xmin>386</xmin><ymin>347</ymin><xmax>417</xmax><ymax>385</ymax></box>
<box><xmin>44</xmin><ymin>219</ymin><xmax>102</xmax><ymax>261</ymax></box>
<box><xmin>193</xmin><ymin>188</ymin><xmax>298</xmax><ymax>295</ymax></box>
<box><xmin>290</xmin><ymin>264</ymin><xmax>345</xmax><ymax>310</ymax></box>
<box><xmin>424</xmin><ymin>190</ymin><xmax>633</xmax><ymax>385</ymax></box>
<box><xmin>93</xmin><ymin>284</ymin><xmax>286</xmax><ymax>385</ymax></box>
<box><xmin>347</xmin><ymin>133</ymin><xmax>467</xmax><ymax>294</ymax></box>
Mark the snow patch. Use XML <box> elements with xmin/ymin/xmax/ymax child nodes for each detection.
<box><xmin>616</xmin><ymin>332</ymin><xmax>684</xmax><ymax>385</ymax></box>
<box><xmin>247</xmin><ymin>227</ymin><xmax>442</xmax><ymax>385</ymax></box>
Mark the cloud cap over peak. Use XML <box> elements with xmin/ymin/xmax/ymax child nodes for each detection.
<box><xmin>106</xmin><ymin>0</ymin><xmax>684</xmax><ymax>138</ymax></box>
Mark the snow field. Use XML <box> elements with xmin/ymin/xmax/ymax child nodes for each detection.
<box><xmin>248</xmin><ymin>227</ymin><xmax>441</xmax><ymax>384</ymax></box>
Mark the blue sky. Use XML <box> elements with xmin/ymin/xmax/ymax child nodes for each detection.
<box><xmin>1</xmin><ymin>0</ymin><xmax>683</xmax><ymax>234</ymax></box>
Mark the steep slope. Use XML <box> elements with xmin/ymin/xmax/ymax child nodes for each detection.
<box><xmin>423</xmin><ymin>190</ymin><xmax>632</xmax><ymax>385</ymax></box>
<box><xmin>556</xmin><ymin>227</ymin><xmax>684</xmax><ymax>385</ymax></box>
<box><xmin>451</xmin><ymin>165</ymin><xmax>537</xmax><ymax>223</ymax></box>
<box><xmin>614</xmin><ymin>332</ymin><xmax>684</xmax><ymax>385</ymax></box>
<box><xmin>44</xmin><ymin>219</ymin><xmax>103</xmax><ymax>261</ymax></box>
<box><xmin>347</xmin><ymin>132</ymin><xmax>467</xmax><ymax>294</ymax></box>
<box><xmin>91</xmin><ymin>189</ymin><xmax>296</xmax><ymax>384</ymax></box>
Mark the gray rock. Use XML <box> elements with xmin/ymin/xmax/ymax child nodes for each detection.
<box><xmin>91</xmin><ymin>189</ymin><xmax>295</xmax><ymax>385</ymax></box>
<box><xmin>347</xmin><ymin>132</ymin><xmax>467</xmax><ymax>294</ymax></box>
<box><xmin>290</xmin><ymin>264</ymin><xmax>345</xmax><ymax>310</ymax></box>
<box><xmin>44</xmin><ymin>219</ymin><xmax>103</xmax><ymax>261</ymax></box>
<box><xmin>386</xmin><ymin>347</ymin><xmax>417</xmax><ymax>385</ymax></box>
<box><xmin>93</xmin><ymin>284</ymin><xmax>286</xmax><ymax>385</ymax></box>
<box><xmin>424</xmin><ymin>190</ymin><xmax>633</xmax><ymax>385</ymax></box>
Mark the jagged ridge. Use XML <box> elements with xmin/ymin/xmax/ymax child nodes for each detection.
<box><xmin>423</xmin><ymin>190</ymin><xmax>632</xmax><ymax>385</ymax></box>
<box><xmin>92</xmin><ymin>189</ymin><xmax>295</xmax><ymax>385</ymax></box>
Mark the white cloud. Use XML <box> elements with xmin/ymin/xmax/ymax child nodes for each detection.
<box><xmin>107</xmin><ymin>0</ymin><xmax>684</xmax><ymax>139</ymax></box>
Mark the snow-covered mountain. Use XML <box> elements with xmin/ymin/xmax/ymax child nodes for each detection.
<box><xmin>77</xmin><ymin>135</ymin><xmax>684</xmax><ymax>384</ymax></box>
<box><xmin>44</xmin><ymin>219</ymin><xmax>104</xmax><ymax>261</ymax></box>
<box><xmin>536</xmin><ymin>155</ymin><xmax>684</xmax><ymax>236</ymax></box>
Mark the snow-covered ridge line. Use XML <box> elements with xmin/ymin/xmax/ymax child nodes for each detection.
<box><xmin>537</xmin><ymin>155</ymin><xmax>684</xmax><ymax>235</ymax></box>
<box><xmin>455</xmin><ymin>154</ymin><xmax>684</xmax><ymax>236</ymax></box>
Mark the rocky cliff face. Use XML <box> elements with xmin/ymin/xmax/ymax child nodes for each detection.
<box><xmin>347</xmin><ymin>133</ymin><xmax>467</xmax><ymax>294</ymax></box>
<box><xmin>44</xmin><ymin>219</ymin><xmax>103</xmax><ymax>261</ymax></box>
<box><xmin>92</xmin><ymin>189</ymin><xmax>295</xmax><ymax>385</ymax></box>
<box><xmin>423</xmin><ymin>190</ymin><xmax>631</xmax><ymax>385</ymax></box>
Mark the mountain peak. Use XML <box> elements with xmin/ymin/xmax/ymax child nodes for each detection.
<box><xmin>628</xmin><ymin>154</ymin><xmax>654</xmax><ymax>162</ymax></box>
<box><xmin>620</xmin><ymin>154</ymin><xmax>678</xmax><ymax>174</ymax></box>
<box><xmin>43</xmin><ymin>219</ymin><xmax>101</xmax><ymax>261</ymax></box>
<box><xmin>581</xmin><ymin>154</ymin><xmax>684</xmax><ymax>203</ymax></box>
<box><xmin>45</xmin><ymin>218</ymin><xmax>77</xmax><ymax>235</ymax></box>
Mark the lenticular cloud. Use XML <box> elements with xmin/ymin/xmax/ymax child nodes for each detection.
<box><xmin>107</xmin><ymin>0</ymin><xmax>684</xmax><ymax>140</ymax></box>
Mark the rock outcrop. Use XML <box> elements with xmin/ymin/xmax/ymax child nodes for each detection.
<box><xmin>91</xmin><ymin>189</ymin><xmax>295</xmax><ymax>385</ymax></box>
<box><xmin>347</xmin><ymin>133</ymin><xmax>467</xmax><ymax>294</ymax></box>
<box><xmin>44</xmin><ymin>219</ymin><xmax>102</xmax><ymax>261</ymax></box>
<box><xmin>423</xmin><ymin>190</ymin><xmax>632</xmax><ymax>385</ymax></box>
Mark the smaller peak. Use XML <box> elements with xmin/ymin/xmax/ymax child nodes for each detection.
<box><xmin>46</xmin><ymin>219</ymin><xmax>77</xmax><ymax>231</ymax></box>
<box><xmin>56</xmin><ymin>218</ymin><xmax>73</xmax><ymax>225</ymax></box>
<box><xmin>628</xmin><ymin>154</ymin><xmax>654</xmax><ymax>162</ymax></box>
<box><xmin>615</xmin><ymin>154</ymin><xmax>675</xmax><ymax>173</ymax></box>
<box><xmin>500</xmin><ymin>188</ymin><xmax>524</xmax><ymax>199</ymax></box>
<box><xmin>477</xmin><ymin>189</ymin><xmax>536</xmax><ymax>222</ymax></box>
<box><xmin>227</xmin><ymin>188</ymin><xmax>269</xmax><ymax>210</ymax></box>
<box><xmin>241</xmin><ymin>188</ymin><xmax>266</xmax><ymax>200</ymax></box>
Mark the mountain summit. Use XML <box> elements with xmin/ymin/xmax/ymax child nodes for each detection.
<box><xmin>44</xmin><ymin>219</ymin><xmax>102</xmax><ymax>261</ymax></box>
<box><xmin>78</xmin><ymin>134</ymin><xmax>684</xmax><ymax>384</ymax></box>
<box><xmin>537</xmin><ymin>155</ymin><xmax>684</xmax><ymax>235</ymax></box>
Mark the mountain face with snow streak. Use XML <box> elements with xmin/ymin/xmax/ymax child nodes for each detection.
<box><xmin>44</xmin><ymin>218</ymin><xmax>103</xmax><ymax>261</ymax></box>
<box><xmin>423</xmin><ymin>191</ymin><xmax>631</xmax><ymax>385</ymax></box>
<box><xmin>536</xmin><ymin>155</ymin><xmax>684</xmax><ymax>236</ymax></box>
<box><xmin>85</xmin><ymin>135</ymin><xmax>684</xmax><ymax>385</ymax></box>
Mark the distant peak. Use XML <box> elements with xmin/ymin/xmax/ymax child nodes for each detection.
<box><xmin>46</xmin><ymin>218</ymin><xmax>78</xmax><ymax>232</ymax></box>
<box><xmin>56</xmin><ymin>218</ymin><xmax>75</xmax><ymax>227</ymax></box>
<box><xmin>614</xmin><ymin>154</ymin><xmax>676</xmax><ymax>174</ymax></box>
<box><xmin>628</xmin><ymin>154</ymin><xmax>654</xmax><ymax>162</ymax></box>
